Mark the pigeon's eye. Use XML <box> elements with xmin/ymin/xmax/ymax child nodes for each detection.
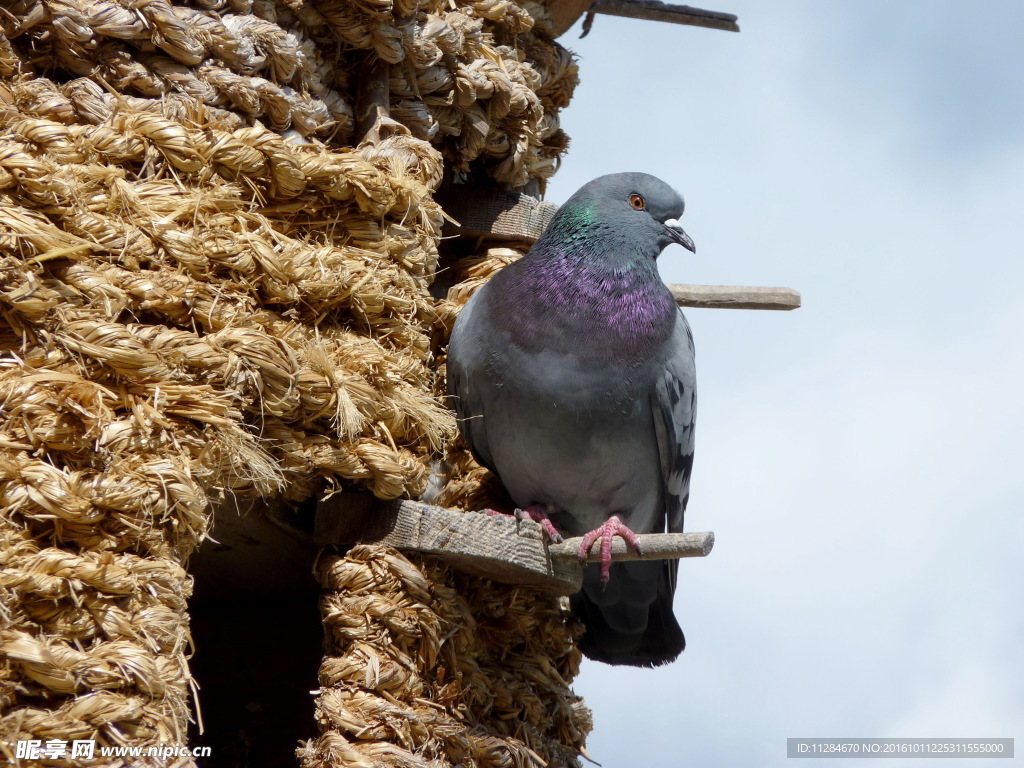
<box><xmin>629</xmin><ymin>194</ymin><xmax>646</xmax><ymax>210</ymax></box>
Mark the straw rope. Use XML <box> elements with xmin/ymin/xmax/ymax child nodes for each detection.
<box><xmin>298</xmin><ymin>545</ymin><xmax>591</xmax><ymax>768</ymax></box>
<box><xmin>2</xmin><ymin>0</ymin><xmax>577</xmax><ymax>187</ymax></box>
<box><xmin>431</xmin><ymin>246</ymin><xmax>526</xmax><ymax>515</ymax></box>
<box><xmin>1</xmin><ymin>0</ymin><xmax>584</xmax><ymax>763</ymax></box>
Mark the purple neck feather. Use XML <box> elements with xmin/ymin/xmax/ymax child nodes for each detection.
<box><xmin>488</xmin><ymin>230</ymin><xmax>677</xmax><ymax>362</ymax></box>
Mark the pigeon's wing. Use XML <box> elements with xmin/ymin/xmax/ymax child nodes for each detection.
<box><xmin>651</xmin><ymin>309</ymin><xmax>697</xmax><ymax>539</ymax></box>
<box><xmin>446</xmin><ymin>288</ymin><xmax>497</xmax><ymax>472</ymax></box>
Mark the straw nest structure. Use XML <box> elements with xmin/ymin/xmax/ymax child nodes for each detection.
<box><xmin>432</xmin><ymin>246</ymin><xmax>525</xmax><ymax>513</ymax></box>
<box><xmin>300</xmin><ymin>545</ymin><xmax>590</xmax><ymax>768</ymax></box>
<box><xmin>0</xmin><ymin>0</ymin><xmax>587</xmax><ymax>765</ymax></box>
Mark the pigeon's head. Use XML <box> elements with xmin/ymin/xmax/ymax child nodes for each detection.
<box><xmin>562</xmin><ymin>172</ymin><xmax>696</xmax><ymax>255</ymax></box>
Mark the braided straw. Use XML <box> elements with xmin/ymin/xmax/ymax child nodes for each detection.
<box><xmin>1</xmin><ymin>0</ymin><xmax>585</xmax><ymax>764</ymax></box>
<box><xmin>298</xmin><ymin>545</ymin><xmax>591</xmax><ymax>768</ymax></box>
<box><xmin>430</xmin><ymin>246</ymin><xmax>525</xmax><ymax>514</ymax></box>
<box><xmin>3</xmin><ymin>0</ymin><xmax>577</xmax><ymax>186</ymax></box>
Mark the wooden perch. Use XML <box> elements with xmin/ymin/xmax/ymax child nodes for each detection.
<box><xmin>316</xmin><ymin>496</ymin><xmax>714</xmax><ymax>595</ymax></box>
<box><xmin>552</xmin><ymin>531</ymin><xmax>714</xmax><ymax>561</ymax></box>
<box><xmin>590</xmin><ymin>1</ymin><xmax>739</xmax><ymax>32</ymax></box>
<box><xmin>670</xmin><ymin>284</ymin><xmax>801</xmax><ymax>310</ymax></box>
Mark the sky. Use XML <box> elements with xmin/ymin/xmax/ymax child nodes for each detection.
<box><xmin>546</xmin><ymin>3</ymin><xmax>1024</xmax><ymax>766</ymax></box>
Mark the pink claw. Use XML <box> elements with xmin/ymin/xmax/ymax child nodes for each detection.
<box><xmin>515</xmin><ymin>505</ymin><xmax>564</xmax><ymax>543</ymax></box>
<box><xmin>576</xmin><ymin>515</ymin><xmax>643</xmax><ymax>583</ymax></box>
<box><xmin>482</xmin><ymin>505</ymin><xmax>564</xmax><ymax>543</ymax></box>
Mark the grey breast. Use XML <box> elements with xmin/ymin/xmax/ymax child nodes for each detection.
<box><xmin>449</xmin><ymin>283</ymin><xmax>666</xmax><ymax>536</ymax></box>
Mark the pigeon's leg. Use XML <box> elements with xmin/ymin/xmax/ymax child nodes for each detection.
<box><xmin>577</xmin><ymin>515</ymin><xmax>643</xmax><ymax>583</ymax></box>
<box><xmin>514</xmin><ymin>505</ymin><xmax>564</xmax><ymax>543</ymax></box>
<box><xmin>483</xmin><ymin>505</ymin><xmax>564</xmax><ymax>543</ymax></box>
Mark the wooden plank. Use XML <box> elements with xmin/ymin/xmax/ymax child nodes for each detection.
<box><xmin>670</xmin><ymin>284</ymin><xmax>801</xmax><ymax>310</ymax></box>
<box><xmin>317</xmin><ymin>496</ymin><xmax>581</xmax><ymax>592</ymax></box>
<box><xmin>316</xmin><ymin>496</ymin><xmax>714</xmax><ymax>595</ymax></box>
<box><xmin>441</xmin><ymin>188</ymin><xmax>559</xmax><ymax>244</ymax></box>
<box><xmin>591</xmin><ymin>0</ymin><xmax>739</xmax><ymax>32</ymax></box>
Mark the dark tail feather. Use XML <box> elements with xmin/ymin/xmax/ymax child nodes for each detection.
<box><xmin>570</xmin><ymin>559</ymin><xmax>685</xmax><ymax>667</ymax></box>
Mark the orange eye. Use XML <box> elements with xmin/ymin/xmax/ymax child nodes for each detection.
<box><xmin>629</xmin><ymin>194</ymin><xmax>646</xmax><ymax>210</ymax></box>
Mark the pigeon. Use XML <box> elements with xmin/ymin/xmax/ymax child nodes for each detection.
<box><xmin>446</xmin><ymin>172</ymin><xmax>697</xmax><ymax>667</ymax></box>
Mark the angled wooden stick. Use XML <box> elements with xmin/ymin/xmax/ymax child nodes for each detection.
<box><xmin>592</xmin><ymin>1</ymin><xmax>740</xmax><ymax>32</ymax></box>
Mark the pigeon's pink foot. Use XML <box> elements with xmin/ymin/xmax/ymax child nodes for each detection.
<box><xmin>482</xmin><ymin>506</ymin><xmax>564</xmax><ymax>543</ymax></box>
<box><xmin>514</xmin><ymin>505</ymin><xmax>564</xmax><ymax>543</ymax></box>
<box><xmin>576</xmin><ymin>515</ymin><xmax>643</xmax><ymax>583</ymax></box>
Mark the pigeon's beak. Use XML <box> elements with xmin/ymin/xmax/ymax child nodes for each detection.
<box><xmin>664</xmin><ymin>218</ymin><xmax>696</xmax><ymax>253</ymax></box>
